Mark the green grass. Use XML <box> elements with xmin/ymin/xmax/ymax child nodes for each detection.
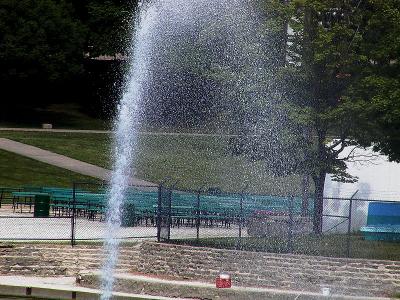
<box><xmin>171</xmin><ymin>234</ymin><xmax>400</xmax><ymax>261</ymax></box>
<box><xmin>0</xmin><ymin>131</ymin><xmax>306</xmax><ymax>194</ymax></box>
<box><xmin>0</xmin><ymin>103</ymin><xmax>109</xmax><ymax>130</ymax></box>
<box><xmin>0</xmin><ymin>131</ymin><xmax>111</xmax><ymax>168</ymax></box>
<box><xmin>0</xmin><ymin>149</ymin><xmax>94</xmax><ymax>187</ymax></box>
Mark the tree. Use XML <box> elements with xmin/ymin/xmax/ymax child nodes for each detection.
<box><xmin>0</xmin><ymin>0</ymin><xmax>137</xmax><ymax>120</ymax></box>
<box><xmin>345</xmin><ymin>1</ymin><xmax>400</xmax><ymax>162</ymax></box>
<box><xmin>288</xmin><ymin>0</ymin><xmax>400</xmax><ymax>233</ymax></box>
<box><xmin>0</xmin><ymin>0</ymin><xmax>86</xmax><ymax>112</ymax></box>
<box><xmin>85</xmin><ymin>0</ymin><xmax>136</xmax><ymax>57</ymax></box>
<box><xmin>230</xmin><ymin>0</ymin><xmax>400</xmax><ymax>233</ymax></box>
<box><xmin>0</xmin><ymin>0</ymin><xmax>86</xmax><ymax>85</ymax></box>
<box><xmin>64</xmin><ymin>0</ymin><xmax>136</xmax><ymax>56</ymax></box>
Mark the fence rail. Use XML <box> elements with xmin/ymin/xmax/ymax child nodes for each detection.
<box><xmin>0</xmin><ymin>183</ymin><xmax>398</xmax><ymax>259</ymax></box>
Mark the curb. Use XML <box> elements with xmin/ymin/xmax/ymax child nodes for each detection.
<box><xmin>80</xmin><ymin>272</ymin><xmax>395</xmax><ymax>300</ymax></box>
<box><xmin>0</xmin><ymin>282</ymin><xmax>175</xmax><ymax>300</ymax></box>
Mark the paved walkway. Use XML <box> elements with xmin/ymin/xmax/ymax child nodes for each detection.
<box><xmin>0</xmin><ymin>204</ymin><xmax>241</xmax><ymax>240</ymax></box>
<box><xmin>0</xmin><ymin>138</ymin><xmax>156</xmax><ymax>186</ymax></box>
<box><xmin>84</xmin><ymin>272</ymin><xmax>391</xmax><ymax>300</ymax></box>
<box><xmin>0</xmin><ymin>275</ymin><xmax>178</xmax><ymax>300</ymax></box>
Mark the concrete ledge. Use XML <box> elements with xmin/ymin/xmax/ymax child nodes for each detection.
<box><xmin>80</xmin><ymin>272</ymin><xmax>395</xmax><ymax>300</ymax></box>
<box><xmin>0</xmin><ymin>285</ymin><xmax>26</xmax><ymax>297</ymax></box>
<box><xmin>0</xmin><ymin>273</ymin><xmax>395</xmax><ymax>300</ymax></box>
<box><xmin>30</xmin><ymin>287</ymin><xmax>74</xmax><ymax>299</ymax></box>
<box><xmin>0</xmin><ymin>276</ymin><xmax>173</xmax><ymax>300</ymax></box>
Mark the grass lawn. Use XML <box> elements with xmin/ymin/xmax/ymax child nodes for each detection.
<box><xmin>0</xmin><ymin>149</ymin><xmax>94</xmax><ymax>187</ymax></box>
<box><xmin>171</xmin><ymin>234</ymin><xmax>400</xmax><ymax>261</ymax></box>
<box><xmin>0</xmin><ymin>131</ymin><xmax>305</xmax><ymax>194</ymax></box>
<box><xmin>0</xmin><ymin>103</ymin><xmax>109</xmax><ymax>130</ymax></box>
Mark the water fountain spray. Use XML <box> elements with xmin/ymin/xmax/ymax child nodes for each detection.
<box><xmin>101</xmin><ymin>0</ymin><xmax>270</xmax><ymax>298</ymax></box>
<box><xmin>100</xmin><ymin>1</ymin><xmax>157</xmax><ymax>298</ymax></box>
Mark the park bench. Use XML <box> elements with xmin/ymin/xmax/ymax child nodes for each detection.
<box><xmin>12</xmin><ymin>191</ymin><xmax>49</xmax><ymax>213</ymax></box>
<box><xmin>85</xmin><ymin>196</ymin><xmax>107</xmax><ymax>220</ymax></box>
<box><xmin>22</xmin><ymin>186</ymin><xmax>43</xmax><ymax>193</ymax></box>
<box><xmin>51</xmin><ymin>192</ymin><xmax>106</xmax><ymax>218</ymax></box>
<box><xmin>118</xmin><ymin>193</ymin><xmax>159</xmax><ymax>226</ymax></box>
<box><xmin>75</xmin><ymin>193</ymin><xmax>106</xmax><ymax>218</ymax></box>
<box><xmin>51</xmin><ymin>195</ymin><xmax>73</xmax><ymax>216</ymax></box>
<box><xmin>51</xmin><ymin>195</ymin><xmax>88</xmax><ymax>216</ymax></box>
<box><xmin>170</xmin><ymin>205</ymin><xmax>196</xmax><ymax>227</ymax></box>
<box><xmin>360</xmin><ymin>202</ymin><xmax>400</xmax><ymax>241</ymax></box>
<box><xmin>0</xmin><ymin>187</ymin><xmax>22</xmax><ymax>207</ymax></box>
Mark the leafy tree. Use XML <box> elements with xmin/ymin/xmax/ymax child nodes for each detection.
<box><xmin>287</xmin><ymin>0</ymin><xmax>400</xmax><ymax>232</ymax></box>
<box><xmin>345</xmin><ymin>1</ymin><xmax>400</xmax><ymax>162</ymax></box>
<box><xmin>85</xmin><ymin>0</ymin><xmax>136</xmax><ymax>57</ymax></box>
<box><xmin>64</xmin><ymin>0</ymin><xmax>136</xmax><ymax>56</ymax></box>
<box><xmin>0</xmin><ymin>0</ymin><xmax>86</xmax><ymax>84</ymax></box>
<box><xmin>0</xmin><ymin>0</ymin><xmax>137</xmax><ymax>119</ymax></box>
<box><xmin>141</xmin><ymin>0</ymin><xmax>289</xmax><ymax>129</ymax></box>
<box><xmin>231</xmin><ymin>0</ymin><xmax>400</xmax><ymax>233</ymax></box>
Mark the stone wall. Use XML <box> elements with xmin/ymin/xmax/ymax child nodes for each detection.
<box><xmin>1</xmin><ymin>241</ymin><xmax>400</xmax><ymax>298</ymax></box>
<box><xmin>0</xmin><ymin>243</ymin><xmax>140</xmax><ymax>276</ymax></box>
<box><xmin>134</xmin><ymin>242</ymin><xmax>400</xmax><ymax>297</ymax></box>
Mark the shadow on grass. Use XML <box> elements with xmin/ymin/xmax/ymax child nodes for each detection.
<box><xmin>0</xmin><ymin>103</ymin><xmax>109</xmax><ymax>130</ymax></box>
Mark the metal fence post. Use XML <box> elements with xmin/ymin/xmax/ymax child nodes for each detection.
<box><xmin>157</xmin><ymin>184</ymin><xmax>162</xmax><ymax>242</ymax></box>
<box><xmin>287</xmin><ymin>196</ymin><xmax>294</xmax><ymax>253</ymax></box>
<box><xmin>236</xmin><ymin>185</ymin><xmax>248</xmax><ymax>250</ymax></box>
<box><xmin>167</xmin><ymin>189</ymin><xmax>172</xmax><ymax>242</ymax></box>
<box><xmin>237</xmin><ymin>194</ymin><xmax>244</xmax><ymax>250</ymax></box>
<box><xmin>347</xmin><ymin>190</ymin><xmax>358</xmax><ymax>258</ymax></box>
<box><xmin>196</xmin><ymin>189</ymin><xmax>201</xmax><ymax>243</ymax></box>
<box><xmin>71</xmin><ymin>182</ymin><xmax>77</xmax><ymax>246</ymax></box>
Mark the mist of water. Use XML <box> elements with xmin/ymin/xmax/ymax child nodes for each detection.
<box><xmin>100</xmin><ymin>0</ymin><xmax>285</xmax><ymax>298</ymax></box>
<box><xmin>100</xmin><ymin>1</ymin><xmax>157</xmax><ymax>299</ymax></box>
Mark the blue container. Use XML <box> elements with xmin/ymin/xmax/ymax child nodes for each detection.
<box><xmin>360</xmin><ymin>202</ymin><xmax>400</xmax><ymax>241</ymax></box>
<box><xmin>361</xmin><ymin>225</ymin><xmax>400</xmax><ymax>241</ymax></box>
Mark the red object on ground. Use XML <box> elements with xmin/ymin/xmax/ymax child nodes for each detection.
<box><xmin>216</xmin><ymin>273</ymin><xmax>231</xmax><ymax>288</ymax></box>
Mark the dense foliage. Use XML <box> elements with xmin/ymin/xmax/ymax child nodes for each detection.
<box><xmin>0</xmin><ymin>0</ymin><xmax>85</xmax><ymax>83</ymax></box>
<box><xmin>230</xmin><ymin>0</ymin><xmax>400</xmax><ymax>232</ymax></box>
<box><xmin>0</xmin><ymin>0</ymin><xmax>134</xmax><ymax>112</ymax></box>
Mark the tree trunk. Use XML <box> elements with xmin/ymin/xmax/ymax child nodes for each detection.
<box><xmin>301</xmin><ymin>175</ymin><xmax>310</xmax><ymax>217</ymax></box>
<box><xmin>313</xmin><ymin>171</ymin><xmax>326</xmax><ymax>234</ymax></box>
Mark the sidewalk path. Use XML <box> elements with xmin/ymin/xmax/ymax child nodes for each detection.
<box><xmin>0</xmin><ymin>138</ymin><xmax>156</xmax><ymax>187</ymax></box>
<box><xmin>0</xmin><ymin>275</ymin><xmax>178</xmax><ymax>300</ymax></box>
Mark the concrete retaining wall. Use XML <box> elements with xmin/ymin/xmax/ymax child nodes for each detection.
<box><xmin>134</xmin><ymin>242</ymin><xmax>400</xmax><ymax>297</ymax></box>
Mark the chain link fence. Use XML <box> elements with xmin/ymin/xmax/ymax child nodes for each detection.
<box><xmin>0</xmin><ymin>183</ymin><xmax>159</xmax><ymax>245</ymax></box>
<box><xmin>0</xmin><ymin>184</ymin><xmax>398</xmax><ymax>259</ymax></box>
<box><xmin>163</xmin><ymin>188</ymin><xmax>400</xmax><ymax>259</ymax></box>
<box><xmin>164</xmin><ymin>188</ymin><xmax>315</xmax><ymax>254</ymax></box>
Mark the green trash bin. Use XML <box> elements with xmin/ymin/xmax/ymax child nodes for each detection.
<box><xmin>34</xmin><ymin>194</ymin><xmax>50</xmax><ymax>217</ymax></box>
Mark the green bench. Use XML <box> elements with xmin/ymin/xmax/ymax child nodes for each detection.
<box><xmin>12</xmin><ymin>192</ymin><xmax>49</xmax><ymax>213</ymax></box>
<box><xmin>0</xmin><ymin>187</ymin><xmax>22</xmax><ymax>207</ymax></box>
